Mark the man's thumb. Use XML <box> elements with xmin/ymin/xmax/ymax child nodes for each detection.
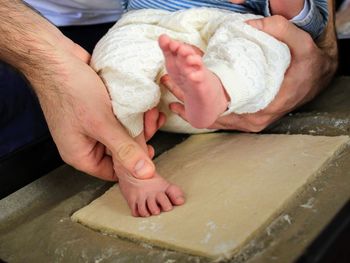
<box><xmin>99</xmin><ymin>122</ymin><xmax>156</xmax><ymax>180</ymax></box>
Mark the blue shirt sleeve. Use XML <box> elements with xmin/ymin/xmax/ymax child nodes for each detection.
<box><xmin>292</xmin><ymin>0</ymin><xmax>328</xmax><ymax>39</ymax></box>
<box><xmin>244</xmin><ymin>0</ymin><xmax>329</xmax><ymax>39</ymax></box>
<box><xmin>244</xmin><ymin>0</ymin><xmax>269</xmax><ymax>16</ymax></box>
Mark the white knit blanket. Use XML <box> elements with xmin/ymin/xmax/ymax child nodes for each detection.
<box><xmin>91</xmin><ymin>8</ymin><xmax>291</xmax><ymax>136</ymax></box>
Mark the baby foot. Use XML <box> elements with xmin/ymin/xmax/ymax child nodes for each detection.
<box><xmin>117</xmin><ymin>170</ymin><xmax>185</xmax><ymax>217</ymax></box>
<box><xmin>158</xmin><ymin>34</ymin><xmax>229</xmax><ymax>129</ymax></box>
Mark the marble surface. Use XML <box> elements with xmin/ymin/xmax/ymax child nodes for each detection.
<box><xmin>1</xmin><ymin>77</ymin><xmax>350</xmax><ymax>263</ymax></box>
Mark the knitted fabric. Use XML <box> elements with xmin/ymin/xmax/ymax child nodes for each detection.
<box><xmin>91</xmin><ymin>8</ymin><xmax>291</xmax><ymax>137</ymax></box>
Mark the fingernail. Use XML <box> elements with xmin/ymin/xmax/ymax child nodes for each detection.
<box><xmin>134</xmin><ymin>159</ymin><xmax>145</xmax><ymax>171</ymax></box>
<box><xmin>134</xmin><ymin>160</ymin><xmax>153</xmax><ymax>178</ymax></box>
<box><xmin>160</xmin><ymin>74</ymin><xmax>169</xmax><ymax>84</ymax></box>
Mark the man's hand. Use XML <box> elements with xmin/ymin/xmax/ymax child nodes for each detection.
<box><xmin>0</xmin><ymin>1</ymin><xmax>156</xmax><ymax>181</ymax></box>
<box><xmin>32</xmin><ymin>44</ymin><xmax>157</xmax><ymax>181</ymax></box>
<box><xmin>144</xmin><ymin>108</ymin><xmax>166</xmax><ymax>141</ymax></box>
<box><xmin>162</xmin><ymin>14</ymin><xmax>337</xmax><ymax>132</ymax></box>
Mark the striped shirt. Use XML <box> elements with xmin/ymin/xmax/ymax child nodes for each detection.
<box><xmin>124</xmin><ymin>0</ymin><xmax>329</xmax><ymax>39</ymax></box>
<box><xmin>126</xmin><ymin>0</ymin><xmax>267</xmax><ymax>14</ymax></box>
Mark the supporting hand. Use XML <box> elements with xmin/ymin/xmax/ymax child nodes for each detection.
<box><xmin>28</xmin><ymin>41</ymin><xmax>157</xmax><ymax>181</ymax></box>
<box><xmin>0</xmin><ymin>1</ymin><xmax>158</xmax><ymax>181</ymax></box>
<box><xmin>162</xmin><ymin>15</ymin><xmax>337</xmax><ymax>132</ymax></box>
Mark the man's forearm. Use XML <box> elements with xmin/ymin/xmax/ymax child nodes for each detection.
<box><xmin>0</xmin><ymin>1</ymin><xmax>67</xmax><ymax>80</ymax></box>
<box><xmin>0</xmin><ymin>0</ymin><xmax>87</xmax><ymax>108</ymax></box>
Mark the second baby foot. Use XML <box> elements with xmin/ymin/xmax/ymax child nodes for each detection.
<box><xmin>158</xmin><ymin>34</ymin><xmax>229</xmax><ymax>129</ymax></box>
<box><xmin>117</xmin><ymin>170</ymin><xmax>185</xmax><ymax>217</ymax></box>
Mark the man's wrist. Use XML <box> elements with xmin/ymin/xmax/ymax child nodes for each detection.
<box><xmin>316</xmin><ymin>0</ymin><xmax>338</xmax><ymax>71</ymax></box>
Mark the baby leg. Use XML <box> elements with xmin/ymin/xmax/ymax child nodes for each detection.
<box><xmin>118</xmin><ymin>131</ymin><xmax>185</xmax><ymax>217</ymax></box>
<box><xmin>159</xmin><ymin>14</ymin><xmax>290</xmax><ymax>122</ymax></box>
<box><xmin>159</xmin><ymin>34</ymin><xmax>230</xmax><ymax>129</ymax></box>
<box><xmin>91</xmin><ymin>24</ymin><xmax>186</xmax><ymax>217</ymax></box>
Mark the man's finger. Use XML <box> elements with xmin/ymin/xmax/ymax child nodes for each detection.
<box><xmin>64</xmin><ymin>139</ymin><xmax>118</xmax><ymax>181</ymax></box>
<box><xmin>144</xmin><ymin>109</ymin><xmax>166</xmax><ymax>141</ymax></box>
<box><xmin>147</xmin><ymin>145</ymin><xmax>155</xmax><ymax>159</ymax></box>
<box><xmin>169</xmin><ymin>102</ymin><xmax>188</xmax><ymax>122</ymax></box>
<box><xmin>157</xmin><ymin>112</ymin><xmax>166</xmax><ymax>129</ymax></box>
<box><xmin>160</xmin><ymin>75</ymin><xmax>185</xmax><ymax>102</ymax></box>
<box><xmin>246</xmin><ymin>15</ymin><xmax>315</xmax><ymax>57</ymax></box>
<box><xmin>85</xmin><ymin>154</ymin><xmax>118</xmax><ymax>181</ymax></box>
<box><xmin>209</xmin><ymin>113</ymin><xmax>247</xmax><ymax>131</ymax></box>
<box><xmin>144</xmin><ymin>108</ymin><xmax>160</xmax><ymax>141</ymax></box>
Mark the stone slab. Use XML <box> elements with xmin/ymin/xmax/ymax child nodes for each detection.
<box><xmin>72</xmin><ymin>134</ymin><xmax>349</xmax><ymax>260</ymax></box>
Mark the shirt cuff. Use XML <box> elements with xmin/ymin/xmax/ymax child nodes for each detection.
<box><xmin>291</xmin><ymin>0</ymin><xmax>310</xmax><ymax>22</ymax></box>
<box><xmin>290</xmin><ymin>0</ymin><xmax>326</xmax><ymax>39</ymax></box>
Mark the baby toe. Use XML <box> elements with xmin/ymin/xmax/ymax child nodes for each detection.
<box><xmin>186</xmin><ymin>54</ymin><xmax>202</xmax><ymax>68</ymax></box>
<box><xmin>178</xmin><ymin>44</ymin><xmax>194</xmax><ymax>58</ymax></box>
<box><xmin>147</xmin><ymin>196</ymin><xmax>161</xmax><ymax>215</ymax></box>
<box><xmin>137</xmin><ymin>198</ymin><xmax>150</xmax><ymax>217</ymax></box>
<box><xmin>156</xmin><ymin>192</ymin><xmax>173</xmax><ymax>212</ymax></box>
<box><xmin>166</xmin><ymin>184</ymin><xmax>185</xmax><ymax>206</ymax></box>
<box><xmin>169</xmin><ymin>39</ymin><xmax>180</xmax><ymax>53</ymax></box>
